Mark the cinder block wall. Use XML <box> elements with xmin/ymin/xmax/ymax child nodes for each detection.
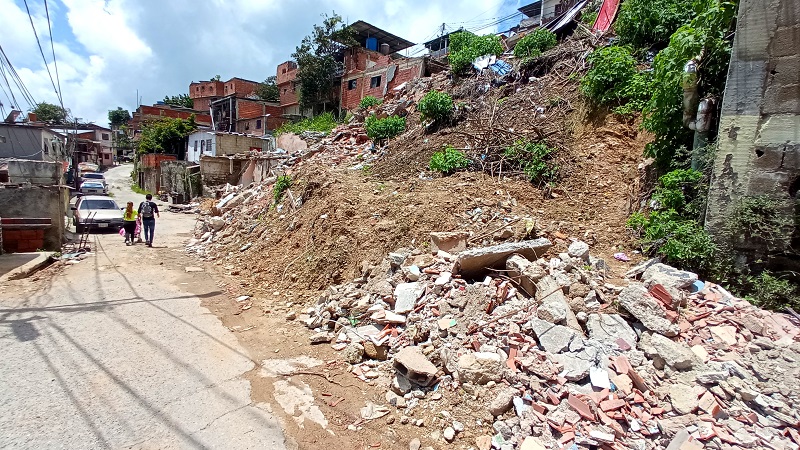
<box><xmin>705</xmin><ymin>0</ymin><xmax>800</xmax><ymax>267</ymax></box>
<box><xmin>0</xmin><ymin>187</ymin><xmax>64</xmax><ymax>251</ymax></box>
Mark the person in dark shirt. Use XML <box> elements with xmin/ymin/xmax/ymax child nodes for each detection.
<box><xmin>137</xmin><ymin>194</ymin><xmax>160</xmax><ymax>247</ymax></box>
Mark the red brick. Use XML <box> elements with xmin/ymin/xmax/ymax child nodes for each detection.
<box><xmin>599</xmin><ymin>399</ymin><xmax>626</xmax><ymax>411</ymax></box>
<box><xmin>568</xmin><ymin>394</ymin><xmax>596</xmax><ymax>421</ymax></box>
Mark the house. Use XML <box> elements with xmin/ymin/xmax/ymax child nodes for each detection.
<box><xmin>189</xmin><ymin>77</ymin><xmax>261</xmax><ymax>113</ymax></box>
<box><xmin>518</xmin><ymin>0</ymin><xmax>577</xmax><ymax>27</ymax></box>
<box><xmin>76</xmin><ymin>124</ymin><xmax>114</xmax><ymax>168</ymax></box>
<box><xmin>277</xmin><ymin>61</ymin><xmax>301</xmax><ymax>117</ymax></box>
<box><xmin>186</xmin><ymin>130</ymin><xmax>276</xmax><ymax>163</ymax></box>
<box><xmin>136</xmin><ymin>153</ymin><xmax>177</xmax><ymax>193</ymax></box>
<box><xmin>127</xmin><ymin>104</ymin><xmax>213</xmax><ymax>140</ymax></box>
<box><xmin>210</xmin><ymin>95</ymin><xmax>286</xmax><ymax>135</ymax></box>
<box><xmin>423</xmin><ymin>30</ymin><xmax>462</xmax><ymax>58</ymax></box>
<box><xmin>0</xmin><ymin>122</ymin><xmax>67</xmax><ymax>163</ymax></box>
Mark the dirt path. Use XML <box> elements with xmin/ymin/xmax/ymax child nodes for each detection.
<box><xmin>0</xmin><ymin>164</ymin><xmax>289</xmax><ymax>449</ymax></box>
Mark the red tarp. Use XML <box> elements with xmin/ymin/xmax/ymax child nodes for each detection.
<box><xmin>592</xmin><ymin>0</ymin><xmax>620</xmax><ymax>32</ymax></box>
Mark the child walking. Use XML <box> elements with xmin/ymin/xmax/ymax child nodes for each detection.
<box><xmin>123</xmin><ymin>201</ymin><xmax>138</xmax><ymax>246</ymax></box>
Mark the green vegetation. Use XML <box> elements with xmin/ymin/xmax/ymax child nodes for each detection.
<box><xmin>364</xmin><ymin>115</ymin><xmax>406</xmax><ymax>140</ymax></box>
<box><xmin>503</xmin><ymin>140</ymin><xmax>559</xmax><ymax>185</ymax></box>
<box><xmin>137</xmin><ymin>116</ymin><xmax>198</xmax><ymax>155</ymax></box>
<box><xmin>745</xmin><ymin>272</ymin><xmax>800</xmax><ymax>311</ymax></box>
<box><xmin>359</xmin><ymin>96</ymin><xmax>382</xmax><ymax>108</ymax></box>
<box><xmin>108</xmin><ymin>107</ymin><xmax>131</xmax><ymax>128</ymax></box>
<box><xmin>513</xmin><ymin>29</ymin><xmax>557</xmax><ymax>58</ymax></box>
<box><xmin>627</xmin><ymin>169</ymin><xmax>717</xmax><ymax>272</ymax></box>
<box><xmin>615</xmin><ymin>0</ymin><xmax>696</xmax><ymax>49</ymax></box>
<box><xmin>30</xmin><ymin>102</ymin><xmax>69</xmax><ymax>124</ymax></box>
<box><xmin>726</xmin><ymin>196</ymin><xmax>792</xmax><ymax>252</ymax></box>
<box><xmin>418</xmin><ymin>90</ymin><xmax>454</xmax><ymax>123</ymax></box>
<box><xmin>429</xmin><ymin>146</ymin><xmax>470</xmax><ymax>174</ymax></box>
<box><xmin>581</xmin><ymin>46</ymin><xmax>639</xmax><ymax>105</ymax></box>
<box><xmin>275</xmin><ymin>112</ymin><xmax>337</xmax><ymax>136</ymax></box>
<box><xmin>273</xmin><ymin>175</ymin><xmax>292</xmax><ymax>203</ymax></box>
<box><xmin>131</xmin><ymin>183</ymin><xmax>151</xmax><ymax>195</ymax></box>
<box><xmin>581</xmin><ymin>10</ymin><xmax>599</xmax><ymax>26</ymax></box>
<box><xmin>254</xmin><ymin>76</ymin><xmax>280</xmax><ymax>102</ymax></box>
<box><xmin>163</xmin><ymin>93</ymin><xmax>194</xmax><ymax>108</ymax></box>
<box><xmin>292</xmin><ymin>13</ymin><xmax>356</xmax><ymax>112</ymax></box>
<box><xmin>448</xmin><ymin>31</ymin><xmax>504</xmax><ymax>74</ymax></box>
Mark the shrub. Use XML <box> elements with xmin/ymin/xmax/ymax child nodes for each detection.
<box><xmin>275</xmin><ymin>112</ymin><xmax>337</xmax><ymax>136</ymax></box>
<box><xmin>581</xmin><ymin>46</ymin><xmax>638</xmax><ymax>105</ymax></box>
<box><xmin>430</xmin><ymin>146</ymin><xmax>470</xmax><ymax>174</ymax></box>
<box><xmin>359</xmin><ymin>96</ymin><xmax>382</xmax><ymax>108</ymax></box>
<box><xmin>615</xmin><ymin>0</ymin><xmax>696</xmax><ymax>49</ymax></box>
<box><xmin>418</xmin><ymin>90</ymin><xmax>454</xmax><ymax>123</ymax></box>
<box><xmin>513</xmin><ymin>29</ymin><xmax>557</xmax><ymax>58</ymax></box>
<box><xmin>503</xmin><ymin>140</ymin><xmax>559</xmax><ymax>184</ymax></box>
<box><xmin>725</xmin><ymin>195</ymin><xmax>792</xmax><ymax>252</ymax></box>
<box><xmin>273</xmin><ymin>175</ymin><xmax>292</xmax><ymax>203</ymax></box>
<box><xmin>448</xmin><ymin>31</ymin><xmax>504</xmax><ymax>74</ymax></box>
<box><xmin>746</xmin><ymin>271</ymin><xmax>800</xmax><ymax>311</ymax></box>
<box><xmin>581</xmin><ymin>10</ymin><xmax>599</xmax><ymax>26</ymax></box>
<box><xmin>364</xmin><ymin>115</ymin><xmax>406</xmax><ymax>140</ymax></box>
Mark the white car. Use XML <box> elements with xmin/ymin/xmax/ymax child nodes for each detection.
<box><xmin>80</xmin><ymin>180</ymin><xmax>107</xmax><ymax>195</ymax></box>
<box><xmin>81</xmin><ymin>172</ymin><xmax>107</xmax><ymax>188</ymax></box>
<box><xmin>72</xmin><ymin>195</ymin><xmax>124</xmax><ymax>232</ymax></box>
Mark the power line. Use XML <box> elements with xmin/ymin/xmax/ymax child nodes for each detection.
<box><xmin>23</xmin><ymin>0</ymin><xmax>62</xmax><ymax>108</ymax></box>
<box><xmin>44</xmin><ymin>0</ymin><xmax>64</xmax><ymax>108</ymax></box>
<box><xmin>0</xmin><ymin>45</ymin><xmax>37</xmax><ymax>108</ymax></box>
<box><xmin>0</xmin><ymin>62</ymin><xmax>20</xmax><ymax>109</ymax></box>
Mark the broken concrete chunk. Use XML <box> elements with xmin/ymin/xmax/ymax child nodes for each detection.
<box><xmin>506</xmin><ymin>254</ymin><xmax>545</xmax><ymax>296</ymax></box>
<box><xmin>394</xmin><ymin>282</ymin><xmax>424</xmax><ymax>314</ymax></box>
<box><xmin>344</xmin><ymin>343</ymin><xmax>365</xmax><ymax>364</ymax></box>
<box><xmin>537</xmin><ymin>300</ymin><xmax>568</xmax><ymax>324</ymax></box>
<box><xmin>617</xmin><ymin>284</ymin><xmax>680</xmax><ymax>337</ymax></box>
<box><xmin>455</xmin><ymin>238</ymin><xmax>553</xmax><ymax>276</ymax></box>
<box><xmin>393</xmin><ymin>346</ymin><xmax>438</xmax><ymax>387</ymax></box>
<box><xmin>519</xmin><ymin>436</ymin><xmax>547</xmax><ymax>450</ymax></box>
<box><xmin>529</xmin><ymin>318</ymin><xmax>581</xmax><ymax>354</ymax></box>
<box><xmin>586</xmin><ymin>313</ymin><xmax>638</xmax><ymax>347</ymax></box>
<box><xmin>457</xmin><ymin>352</ymin><xmax>503</xmax><ymax>385</ymax></box>
<box><xmin>625</xmin><ymin>257</ymin><xmax>661</xmax><ymax>279</ymax></box>
<box><xmin>310</xmin><ymin>331</ymin><xmax>333</xmax><ymax>344</ymax></box>
<box><xmin>430</xmin><ymin>231</ymin><xmax>470</xmax><ymax>255</ymax></box>
<box><xmin>639</xmin><ymin>332</ymin><xmax>695</xmax><ymax>370</ymax></box>
<box><xmin>642</xmin><ymin>263</ymin><xmax>698</xmax><ymax>290</ymax></box>
<box><xmin>537</xmin><ymin>275</ymin><xmax>582</xmax><ymax>332</ymax></box>
<box><xmin>670</xmin><ymin>384</ymin><xmax>699</xmax><ymax>414</ymax></box>
<box><xmin>488</xmin><ymin>387</ymin><xmax>517</xmax><ymax>416</ymax></box>
<box><xmin>567</xmin><ymin>240</ymin><xmax>590</xmax><ymax>261</ymax></box>
<box><xmin>554</xmin><ymin>352</ymin><xmax>592</xmax><ymax>381</ymax></box>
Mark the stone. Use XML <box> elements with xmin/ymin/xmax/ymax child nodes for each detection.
<box><xmin>709</xmin><ymin>325</ymin><xmax>738</xmax><ymax>346</ymax></box>
<box><xmin>475</xmin><ymin>435</ymin><xmax>492</xmax><ymax>450</ymax></box>
<box><xmin>184</xmin><ymin>266</ymin><xmax>205</xmax><ymax>273</ymax></box>
<box><xmin>493</xmin><ymin>421</ymin><xmax>513</xmax><ymax>440</ymax></box>
<box><xmin>388</xmin><ymin>252</ymin><xmax>407</xmax><ymax>268</ymax></box>
<box><xmin>639</xmin><ymin>332</ymin><xmax>695</xmax><ymax>370</ymax></box>
<box><xmin>363</xmin><ymin>340</ymin><xmax>389</xmax><ymax>360</ymax></box>
<box><xmin>696</xmin><ymin>371</ymin><xmax>729</xmax><ymax>385</ymax></box>
<box><xmin>394</xmin><ymin>346</ymin><xmax>438</xmax><ymax>386</ymax></box>
<box><xmin>208</xmin><ymin>216</ymin><xmax>226</xmax><ymax>231</ymax></box>
<box><xmin>455</xmin><ymin>239</ymin><xmax>553</xmax><ymax>276</ymax></box>
<box><xmin>642</xmin><ymin>263</ymin><xmax>698</xmax><ymax>290</ymax></box>
<box><xmin>409</xmin><ymin>439</ymin><xmax>421</xmax><ymax>450</ymax></box>
<box><xmin>488</xmin><ymin>387</ymin><xmax>517</xmax><ymax>416</ymax></box>
<box><xmin>537</xmin><ymin>276</ymin><xmax>582</xmax><ymax>332</ymax></box>
<box><xmin>310</xmin><ymin>332</ymin><xmax>333</xmax><ymax>344</ymax></box>
<box><xmin>569</xmin><ymin>282</ymin><xmax>591</xmax><ymax>299</ymax></box>
<box><xmin>344</xmin><ymin>343</ymin><xmax>365</xmax><ymax>364</ymax></box>
<box><xmin>554</xmin><ymin>353</ymin><xmax>592</xmax><ymax>381</ymax></box>
<box><xmin>457</xmin><ymin>352</ymin><xmax>503</xmax><ymax>385</ymax></box>
<box><xmin>537</xmin><ymin>300</ymin><xmax>568</xmax><ymax>324</ymax></box>
<box><xmin>392</xmin><ymin>374</ymin><xmax>413</xmax><ymax>395</ymax></box>
<box><xmin>586</xmin><ymin>313</ymin><xmax>638</xmax><ymax>346</ymax></box>
<box><xmin>568</xmin><ymin>240</ymin><xmax>590</xmax><ymax>261</ymax></box>
<box><xmin>670</xmin><ymin>384</ymin><xmax>699</xmax><ymax>414</ymax></box>
<box><xmin>430</xmin><ymin>231</ymin><xmax>470</xmax><ymax>254</ymax></box>
<box><xmin>618</xmin><ymin>285</ymin><xmax>680</xmax><ymax>336</ymax></box>
<box><xmin>519</xmin><ymin>436</ymin><xmax>547</xmax><ymax>450</ymax></box>
<box><xmin>394</xmin><ymin>282</ymin><xmax>424</xmax><ymax>314</ymax></box>
<box><xmin>443</xmin><ymin>427</ymin><xmax>456</xmax><ymax>442</ymax></box>
<box><xmin>285</xmin><ymin>311</ymin><xmax>297</xmax><ymax>321</ymax></box>
<box><xmin>506</xmin><ymin>255</ymin><xmax>543</xmax><ymax>296</ymax></box>
<box><xmin>529</xmin><ymin>318</ymin><xmax>580</xmax><ymax>354</ymax></box>
<box><xmin>403</xmin><ymin>265</ymin><xmax>421</xmax><ymax>281</ymax></box>
<box><xmin>452</xmin><ymin>421</ymin><xmax>464</xmax><ymax>432</ymax></box>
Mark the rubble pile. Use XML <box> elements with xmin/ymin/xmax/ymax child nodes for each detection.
<box><xmin>294</xmin><ymin>235</ymin><xmax>800</xmax><ymax>449</ymax></box>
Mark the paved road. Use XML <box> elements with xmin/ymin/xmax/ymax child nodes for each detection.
<box><xmin>0</xmin><ymin>165</ymin><xmax>288</xmax><ymax>449</ymax></box>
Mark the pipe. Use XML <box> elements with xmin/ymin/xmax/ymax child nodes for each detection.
<box><xmin>682</xmin><ymin>59</ymin><xmax>700</xmax><ymax>128</ymax></box>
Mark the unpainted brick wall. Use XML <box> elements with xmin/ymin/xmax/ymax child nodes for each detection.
<box><xmin>340</xmin><ymin>59</ymin><xmax>424</xmax><ymax>110</ymax></box>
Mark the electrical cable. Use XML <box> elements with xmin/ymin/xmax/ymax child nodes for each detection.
<box><xmin>44</xmin><ymin>0</ymin><xmax>64</xmax><ymax>108</ymax></box>
<box><xmin>0</xmin><ymin>57</ymin><xmax>22</xmax><ymax>109</ymax></box>
<box><xmin>0</xmin><ymin>45</ymin><xmax>37</xmax><ymax>107</ymax></box>
<box><xmin>23</xmin><ymin>0</ymin><xmax>61</xmax><ymax>108</ymax></box>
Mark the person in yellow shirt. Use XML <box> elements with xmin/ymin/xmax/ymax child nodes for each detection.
<box><xmin>122</xmin><ymin>201</ymin><xmax>138</xmax><ymax>246</ymax></box>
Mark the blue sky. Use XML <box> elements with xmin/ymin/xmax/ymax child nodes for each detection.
<box><xmin>1</xmin><ymin>0</ymin><xmax>529</xmax><ymax>125</ymax></box>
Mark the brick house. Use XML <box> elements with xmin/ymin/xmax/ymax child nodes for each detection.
<box><xmin>127</xmin><ymin>104</ymin><xmax>212</xmax><ymax>140</ymax></box>
<box><xmin>210</xmin><ymin>95</ymin><xmax>286</xmax><ymax>135</ymax></box>
<box><xmin>189</xmin><ymin>77</ymin><xmax>261</xmax><ymax>113</ymax></box>
<box><xmin>277</xmin><ymin>61</ymin><xmax>301</xmax><ymax>117</ymax></box>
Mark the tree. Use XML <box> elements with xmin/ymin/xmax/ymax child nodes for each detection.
<box><xmin>108</xmin><ymin>107</ymin><xmax>131</xmax><ymax>128</ymax></box>
<box><xmin>30</xmin><ymin>102</ymin><xmax>68</xmax><ymax>123</ymax></box>
<box><xmin>255</xmin><ymin>76</ymin><xmax>280</xmax><ymax>102</ymax></box>
<box><xmin>163</xmin><ymin>94</ymin><xmax>194</xmax><ymax>108</ymax></box>
<box><xmin>292</xmin><ymin>12</ymin><xmax>356</xmax><ymax>112</ymax></box>
<box><xmin>212</xmin><ymin>75</ymin><xmax>221</xmax><ymax>81</ymax></box>
<box><xmin>137</xmin><ymin>115</ymin><xmax>197</xmax><ymax>159</ymax></box>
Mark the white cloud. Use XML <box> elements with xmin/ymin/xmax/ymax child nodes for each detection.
<box><xmin>1</xmin><ymin>0</ymin><xmax>509</xmax><ymax>126</ymax></box>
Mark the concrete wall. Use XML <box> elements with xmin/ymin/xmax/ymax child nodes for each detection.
<box><xmin>199</xmin><ymin>156</ymin><xmax>249</xmax><ymax>187</ymax></box>
<box><xmin>216</xmin><ymin>134</ymin><xmax>275</xmax><ymax>155</ymax></box>
<box><xmin>706</xmin><ymin>0</ymin><xmax>800</xmax><ymax>265</ymax></box>
<box><xmin>4</xmin><ymin>159</ymin><xmax>63</xmax><ymax>185</ymax></box>
<box><xmin>161</xmin><ymin>160</ymin><xmax>201</xmax><ymax>201</ymax></box>
<box><xmin>0</xmin><ymin>186</ymin><xmax>65</xmax><ymax>251</ymax></box>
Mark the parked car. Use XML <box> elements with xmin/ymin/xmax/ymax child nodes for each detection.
<box><xmin>72</xmin><ymin>196</ymin><xmax>123</xmax><ymax>232</ymax></box>
<box><xmin>81</xmin><ymin>172</ymin><xmax>107</xmax><ymax>188</ymax></box>
<box><xmin>79</xmin><ymin>180</ymin><xmax>107</xmax><ymax>195</ymax></box>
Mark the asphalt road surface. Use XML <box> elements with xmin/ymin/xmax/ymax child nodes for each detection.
<box><xmin>0</xmin><ymin>164</ymin><xmax>288</xmax><ymax>449</ymax></box>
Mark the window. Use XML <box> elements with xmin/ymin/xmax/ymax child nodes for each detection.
<box><xmin>196</xmin><ymin>87</ymin><xmax>200</xmax><ymax>92</ymax></box>
<box><xmin>282</xmin><ymin>68</ymin><xmax>286</xmax><ymax>74</ymax></box>
<box><xmin>43</xmin><ymin>142</ymin><xmax>49</xmax><ymax>155</ymax></box>
<box><xmin>370</xmin><ymin>76</ymin><xmax>381</xmax><ymax>88</ymax></box>
<box><xmin>206</xmin><ymin>139</ymin><xmax>212</xmax><ymax>153</ymax></box>
<box><xmin>245</xmin><ymin>122</ymin><xmax>250</xmax><ymax>130</ymax></box>
<box><xmin>194</xmin><ymin>140</ymin><xmax>198</xmax><ymax>153</ymax></box>
<box><xmin>256</xmin><ymin>119</ymin><xmax>262</xmax><ymax>129</ymax></box>
<box><xmin>348</xmin><ymin>79</ymin><xmax>357</xmax><ymax>90</ymax></box>
<box><xmin>200</xmin><ymin>140</ymin><xmax>205</xmax><ymax>153</ymax></box>
<box><xmin>102</xmin><ymin>133</ymin><xmax>109</xmax><ymax>140</ymax></box>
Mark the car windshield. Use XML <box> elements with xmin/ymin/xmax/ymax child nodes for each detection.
<box><xmin>83</xmin><ymin>173</ymin><xmax>103</xmax><ymax>179</ymax></box>
<box><xmin>80</xmin><ymin>199</ymin><xmax>118</xmax><ymax>210</ymax></box>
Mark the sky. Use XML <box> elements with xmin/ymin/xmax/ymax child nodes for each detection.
<box><xmin>0</xmin><ymin>0</ymin><xmax>528</xmax><ymax>126</ymax></box>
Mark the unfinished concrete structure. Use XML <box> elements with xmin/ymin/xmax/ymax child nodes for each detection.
<box><xmin>706</xmin><ymin>0</ymin><xmax>800</xmax><ymax>267</ymax></box>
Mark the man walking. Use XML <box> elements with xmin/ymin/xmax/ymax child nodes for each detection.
<box><xmin>138</xmin><ymin>194</ymin><xmax>160</xmax><ymax>247</ymax></box>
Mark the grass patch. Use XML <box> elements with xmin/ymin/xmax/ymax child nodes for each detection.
<box><xmin>131</xmin><ymin>184</ymin><xmax>151</xmax><ymax>195</ymax></box>
<box><xmin>275</xmin><ymin>112</ymin><xmax>337</xmax><ymax>136</ymax></box>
